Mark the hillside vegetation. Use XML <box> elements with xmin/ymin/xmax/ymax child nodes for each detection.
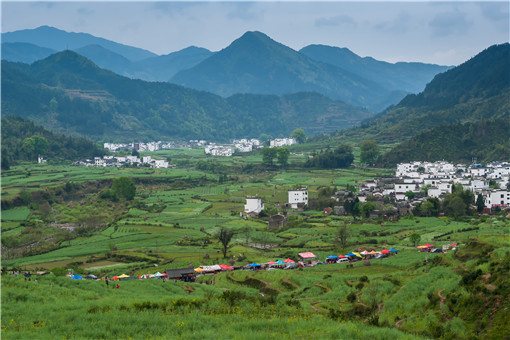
<box><xmin>340</xmin><ymin>43</ymin><xmax>510</xmax><ymax>144</ymax></box>
<box><xmin>379</xmin><ymin>119</ymin><xmax>510</xmax><ymax>165</ymax></box>
<box><xmin>1</xmin><ymin>51</ymin><xmax>370</xmax><ymax>141</ymax></box>
<box><xmin>1</xmin><ymin>116</ymin><xmax>106</xmax><ymax>168</ymax></box>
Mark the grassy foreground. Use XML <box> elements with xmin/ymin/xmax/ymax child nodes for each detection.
<box><xmin>2</xmin><ymin>156</ymin><xmax>510</xmax><ymax>339</ymax></box>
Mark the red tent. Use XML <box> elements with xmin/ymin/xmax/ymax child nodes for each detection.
<box><xmin>449</xmin><ymin>243</ymin><xmax>458</xmax><ymax>246</ymax></box>
<box><xmin>338</xmin><ymin>254</ymin><xmax>347</xmax><ymax>258</ymax></box>
<box><xmin>266</xmin><ymin>261</ymin><xmax>278</xmax><ymax>265</ymax></box>
<box><xmin>112</xmin><ymin>276</ymin><xmax>119</xmax><ymax>280</ymax></box>
<box><xmin>380</xmin><ymin>249</ymin><xmax>390</xmax><ymax>254</ymax></box>
<box><xmin>424</xmin><ymin>244</ymin><xmax>434</xmax><ymax>248</ymax></box>
<box><xmin>219</xmin><ymin>264</ymin><xmax>234</xmax><ymax>271</ymax></box>
<box><xmin>284</xmin><ymin>258</ymin><xmax>295</xmax><ymax>263</ymax></box>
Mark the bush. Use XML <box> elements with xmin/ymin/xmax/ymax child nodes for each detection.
<box><xmin>347</xmin><ymin>292</ymin><xmax>357</xmax><ymax>303</ymax></box>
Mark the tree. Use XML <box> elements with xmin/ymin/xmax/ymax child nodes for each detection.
<box><xmin>218</xmin><ymin>227</ymin><xmax>235</xmax><ymax>258</ymax></box>
<box><xmin>405</xmin><ymin>190</ymin><xmax>415</xmax><ymax>200</ymax></box>
<box><xmin>261</xmin><ymin>148</ymin><xmax>278</xmax><ymax>167</ymax></box>
<box><xmin>304</xmin><ymin>144</ymin><xmax>354</xmax><ymax>169</ymax></box>
<box><xmin>360</xmin><ymin>140</ymin><xmax>380</xmax><ymax>166</ymax></box>
<box><xmin>22</xmin><ymin>136</ymin><xmax>48</xmax><ymax>159</ymax></box>
<box><xmin>476</xmin><ymin>194</ymin><xmax>485</xmax><ymax>213</ymax></box>
<box><xmin>111</xmin><ymin>177</ymin><xmax>136</xmax><ymax>200</ymax></box>
<box><xmin>409</xmin><ymin>233</ymin><xmax>421</xmax><ymax>247</ymax></box>
<box><xmin>49</xmin><ymin>97</ymin><xmax>58</xmax><ymax>112</ymax></box>
<box><xmin>445</xmin><ymin>196</ymin><xmax>467</xmax><ymax>219</ymax></box>
<box><xmin>360</xmin><ymin>201</ymin><xmax>377</xmax><ymax>218</ymax></box>
<box><xmin>276</xmin><ymin>147</ymin><xmax>290</xmax><ymax>168</ymax></box>
<box><xmin>339</xmin><ymin>223</ymin><xmax>349</xmax><ymax>249</ymax></box>
<box><xmin>291</xmin><ymin>128</ymin><xmax>306</xmax><ymax>144</ymax></box>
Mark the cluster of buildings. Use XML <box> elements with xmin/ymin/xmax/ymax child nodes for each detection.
<box><xmin>103</xmin><ymin>141</ymin><xmax>188</xmax><ymax>152</ymax></box>
<box><xmin>334</xmin><ymin>161</ymin><xmax>509</xmax><ymax>216</ymax></box>
<box><xmin>205</xmin><ymin>139</ymin><xmax>262</xmax><ymax>156</ymax></box>
<box><xmin>243</xmin><ymin>161</ymin><xmax>509</xmax><ymax>223</ymax></box>
<box><xmin>269</xmin><ymin>138</ymin><xmax>296</xmax><ymax>148</ymax></box>
<box><xmin>204</xmin><ymin>137</ymin><xmax>296</xmax><ymax>157</ymax></box>
<box><xmin>243</xmin><ymin>188</ymin><xmax>309</xmax><ymax>228</ymax></box>
<box><xmin>73</xmin><ymin>155</ymin><xmax>172</xmax><ymax>168</ymax></box>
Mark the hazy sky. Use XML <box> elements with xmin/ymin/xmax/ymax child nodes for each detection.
<box><xmin>2</xmin><ymin>1</ymin><xmax>509</xmax><ymax>65</ymax></box>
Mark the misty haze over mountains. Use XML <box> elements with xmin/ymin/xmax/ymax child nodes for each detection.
<box><xmin>2</xmin><ymin>26</ymin><xmax>451</xmax><ymax>112</ymax></box>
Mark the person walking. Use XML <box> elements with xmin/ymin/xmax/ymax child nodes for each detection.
<box><xmin>105</xmin><ymin>277</ymin><xmax>109</xmax><ymax>287</ymax></box>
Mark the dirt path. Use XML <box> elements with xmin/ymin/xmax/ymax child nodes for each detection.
<box><xmin>438</xmin><ymin>289</ymin><xmax>446</xmax><ymax>308</ymax></box>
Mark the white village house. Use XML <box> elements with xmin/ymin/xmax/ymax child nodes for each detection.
<box><xmin>288</xmin><ymin>188</ymin><xmax>308</xmax><ymax>209</ymax></box>
<box><xmin>244</xmin><ymin>196</ymin><xmax>264</xmax><ymax>214</ymax></box>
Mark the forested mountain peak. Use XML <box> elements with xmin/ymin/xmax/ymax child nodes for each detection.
<box><xmin>339</xmin><ymin>42</ymin><xmax>510</xmax><ymax>143</ymax></box>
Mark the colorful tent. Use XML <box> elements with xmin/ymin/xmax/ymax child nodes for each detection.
<box><xmin>276</xmin><ymin>260</ymin><xmax>286</xmax><ymax>265</ymax></box>
<box><xmin>266</xmin><ymin>261</ymin><xmax>278</xmax><ymax>265</ymax></box>
<box><xmin>298</xmin><ymin>252</ymin><xmax>317</xmax><ymax>259</ymax></box>
<box><xmin>352</xmin><ymin>252</ymin><xmax>362</xmax><ymax>258</ymax></box>
<box><xmin>360</xmin><ymin>250</ymin><xmax>370</xmax><ymax>255</ymax></box>
<box><xmin>370</xmin><ymin>250</ymin><xmax>378</xmax><ymax>255</ymax></box>
<box><xmin>248</xmin><ymin>263</ymin><xmax>261</xmax><ymax>267</ymax></box>
<box><xmin>338</xmin><ymin>254</ymin><xmax>347</xmax><ymax>258</ymax></box>
<box><xmin>326</xmin><ymin>255</ymin><xmax>339</xmax><ymax>259</ymax></box>
<box><xmin>118</xmin><ymin>274</ymin><xmax>130</xmax><ymax>278</ymax></box>
<box><xmin>449</xmin><ymin>243</ymin><xmax>458</xmax><ymax>246</ymax></box>
<box><xmin>346</xmin><ymin>252</ymin><xmax>356</xmax><ymax>257</ymax></box>
<box><xmin>202</xmin><ymin>265</ymin><xmax>222</xmax><ymax>272</ymax></box>
<box><xmin>424</xmin><ymin>244</ymin><xmax>434</xmax><ymax>248</ymax></box>
<box><xmin>112</xmin><ymin>276</ymin><xmax>119</xmax><ymax>280</ymax></box>
<box><xmin>284</xmin><ymin>258</ymin><xmax>295</xmax><ymax>263</ymax></box>
<box><xmin>153</xmin><ymin>272</ymin><xmax>165</xmax><ymax>277</ymax></box>
<box><xmin>380</xmin><ymin>249</ymin><xmax>390</xmax><ymax>254</ymax></box>
<box><xmin>389</xmin><ymin>248</ymin><xmax>398</xmax><ymax>252</ymax></box>
<box><xmin>71</xmin><ymin>274</ymin><xmax>82</xmax><ymax>280</ymax></box>
<box><xmin>194</xmin><ymin>267</ymin><xmax>204</xmax><ymax>273</ymax></box>
<box><xmin>417</xmin><ymin>245</ymin><xmax>429</xmax><ymax>249</ymax></box>
<box><xmin>220</xmin><ymin>264</ymin><xmax>234</xmax><ymax>270</ymax></box>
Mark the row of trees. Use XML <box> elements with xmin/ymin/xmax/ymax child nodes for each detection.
<box><xmin>305</xmin><ymin>144</ymin><xmax>354</xmax><ymax>169</ymax></box>
<box><xmin>260</xmin><ymin>147</ymin><xmax>290</xmax><ymax>168</ymax></box>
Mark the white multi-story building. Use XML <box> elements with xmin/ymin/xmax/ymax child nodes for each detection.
<box><xmin>244</xmin><ymin>196</ymin><xmax>264</xmax><ymax>214</ymax></box>
<box><xmin>270</xmin><ymin>138</ymin><xmax>296</xmax><ymax>148</ymax></box>
<box><xmin>485</xmin><ymin>190</ymin><xmax>510</xmax><ymax>208</ymax></box>
<box><xmin>288</xmin><ymin>188</ymin><xmax>308</xmax><ymax>209</ymax></box>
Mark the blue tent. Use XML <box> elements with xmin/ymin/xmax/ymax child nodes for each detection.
<box><xmin>346</xmin><ymin>252</ymin><xmax>356</xmax><ymax>257</ymax></box>
<box><xmin>248</xmin><ymin>263</ymin><xmax>261</xmax><ymax>267</ymax></box>
<box><xmin>326</xmin><ymin>255</ymin><xmax>338</xmax><ymax>259</ymax></box>
<box><xmin>71</xmin><ymin>275</ymin><xmax>82</xmax><ymax>280</ymax></box>
<box><xmin>389</xmin><ymin>248</ymin><xmax>398</xmax><ymax>252</ymax></box>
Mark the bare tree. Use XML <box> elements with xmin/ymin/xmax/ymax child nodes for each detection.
<box><xmin>339</xmin><ymin>223</ymin><xmax>349</xmax><ymax>249</ymax></box>
<box><xmin>218</xmin><ymin>227</ymin><xmax>235</xmax><ymax>258</ymax></box>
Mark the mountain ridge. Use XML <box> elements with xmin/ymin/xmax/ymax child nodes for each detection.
<box><xmin>170</xmin><ymin>31</ymin><xmax>404</xmax><ymax>112</ymax></box>
<box><xmin>1</xmin><ymin>50</ymin><xmax>370</xmax><ymax>141</ymax></box>
<box><xmin>338</xmin><ymin>43</ymin><xmax>510</xmax><ymax>144</ymax></box>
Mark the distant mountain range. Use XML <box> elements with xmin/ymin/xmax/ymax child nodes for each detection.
<box><xmin>1</xmin><ymin>51</ymin><xmax>370</xmax><ymax>141</ymax></box>
<box><xmin>299</xmin><ymin>44</ymin><xmax>448</xmax><ymax>95</ymax></box>
<box><xmin>341</xmin><ymin>43</ymin><xmax>510</xmax><ymax>144</ymax></box>
<box><xmin>2</xmin><ymin>26</ymin><xmax>450</xmax><ymax>112</ymax></box>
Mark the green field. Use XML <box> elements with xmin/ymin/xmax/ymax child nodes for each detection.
<box><xmin>1</xmin><ymin>155</ymin><xmax>509</xmax><ymax>339</ymax></box>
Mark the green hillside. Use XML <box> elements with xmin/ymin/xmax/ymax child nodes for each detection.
<box><xmin>1</xmin><ymin>116</ymin><xmax>106</xmax><ymax>168</ymax></box>
<box><xmin>300</xmin><ymin>44</ymin><xmax>451</xmax><ymax>94</ymax></box>
<box><xmin>171</xmin><ymin>31</ymin><xmax>405</xmax><ymax>112</ymax></box>
<box><xmin>340</xmin><ymin>43</ymin><xmax>510</xmax><ymax>144</ymax></box>
<box><xmin>379</xmin><ymin>119</ymin><xmax>510</xmax><ymax>166</ymax></box>
<box><xmin>1</xmin><ymin>51</ymin><xmax>369</xmax><ymax>141</ymax></box>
